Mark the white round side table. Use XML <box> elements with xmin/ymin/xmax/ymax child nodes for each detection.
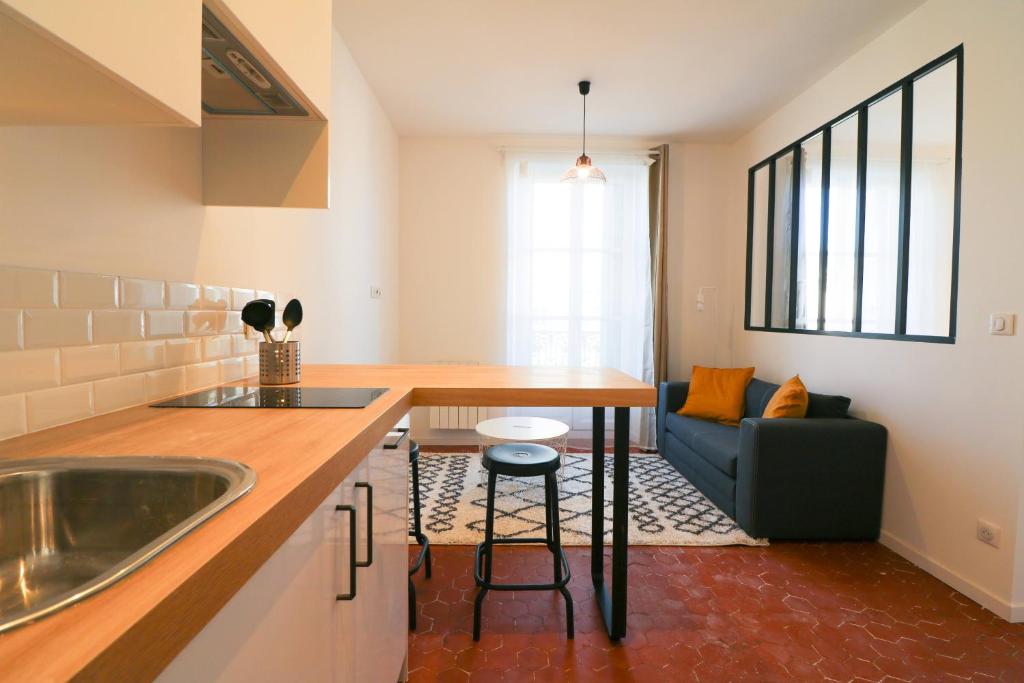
<box><xmin>475</xmin><ymin>416</ymin><xmax>570</xmax><ymax>489</ymax></box>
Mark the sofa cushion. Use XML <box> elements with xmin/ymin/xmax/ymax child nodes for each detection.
<box><xmin>678</xmin><ymin>366</ymin><xmax>755</xmax><ymax>426</ymax></box>
<box><xmin>664</xmin><ymin>413</ymin><xmax>739</xmax><ymax>477</ymax></box>
<box><xmin>661</xmin><ymin>432</ymin><xmax>737</xmax><ymax>518</ymax></box>
<box><xmin>691</xmin><ymin>425</ymin><xmax>740</xmax><ymax>478</ymax></box>
<box><xmin>744</xmin><ymin>379</ymin><xmax>780</xmax><ymax>418</ymax></box>
<box><xmin>807</xmin><ymin>392</ymin><xmax>852</xmax><ymax>418</ymax></box>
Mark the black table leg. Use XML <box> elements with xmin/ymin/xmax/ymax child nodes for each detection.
<box><xmin>591</xmin><ymin>407</ymin><xmax>605</xmax><ymax>584</ymax></box>
<box><xmin>591</xmin><ymin>406</ymin><xmax>629</xmax><ymax>640</ymax></box>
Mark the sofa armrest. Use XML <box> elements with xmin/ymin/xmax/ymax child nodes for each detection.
<box><xmin>657</xmin><ymin>381</ymin><xmax>689</xmax><ymax>452</ymax></box>
<box><xmin>735</xmin><ymin>417</ymin><xmax>887</xmax><ymax>539</ymax></box>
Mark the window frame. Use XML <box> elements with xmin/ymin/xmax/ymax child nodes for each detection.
<box><xmin>743</xmin><ymin>45</ymin><xmax>963</xmax><ymax>344</ymax></box>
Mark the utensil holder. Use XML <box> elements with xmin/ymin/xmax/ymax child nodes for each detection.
<box><xmin>259</xmin><ymin>341</ymin><xmax>301</xmax><ymax>385</ymax></box>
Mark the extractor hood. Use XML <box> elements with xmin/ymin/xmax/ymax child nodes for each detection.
<box><xmin>201</xmin><ymin>5</ymin><xmax>307</xmax><ymax>117</ymax></box>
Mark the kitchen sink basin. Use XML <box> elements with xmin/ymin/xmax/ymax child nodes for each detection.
<box><xmin>0</xmin><ymin>456</ymin><xmax>256</xmax><ymax>634</ymax></box>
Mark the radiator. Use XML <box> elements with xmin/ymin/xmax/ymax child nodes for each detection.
<box><xmin>427</xmin><ymin>360</ymin><xmax>488</xmax><ymax>430</ymax></box>
<box><xmin>428</xmin><ymin>405</ymin><xmax>490</xmax><ymax>430</ymax></box>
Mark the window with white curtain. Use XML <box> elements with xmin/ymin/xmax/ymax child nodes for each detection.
<box><xmin>505</xmin><ymin>152</ymin><xmax>652</xmax><ymax>439</ymax></box>
<box><xmin>745</xmin><ymin>46</ymin><xmax>962</xmax><ymax>343</ymax></box>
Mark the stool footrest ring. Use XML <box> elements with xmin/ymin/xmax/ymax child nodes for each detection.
<box><xmin>473</xmin><ymin>538</ymin><xmax>572</xmax><ymax>591</ymax></box>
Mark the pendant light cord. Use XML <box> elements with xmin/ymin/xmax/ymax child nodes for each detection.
<box><xmin>582</xmin><ymin>93</ymin><xmax>587</xmax><ymax>157</ymax></box>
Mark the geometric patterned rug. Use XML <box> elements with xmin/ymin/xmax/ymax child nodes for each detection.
<box><xmin>411</xmin><ymin>452</ymin><xmax>766</xmax><ymax>546</ymax></box>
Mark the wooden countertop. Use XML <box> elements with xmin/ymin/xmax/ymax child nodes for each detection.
<box><xmin>0</xmin><ymin>364</ymin><xmax>654</xmax><ymax>682</ymax></box>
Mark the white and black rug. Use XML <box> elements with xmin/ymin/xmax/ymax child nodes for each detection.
<box><xmin>410</xmin><ymin>452</ymin><xmax>766</xmax><ymax>546</ymax></box>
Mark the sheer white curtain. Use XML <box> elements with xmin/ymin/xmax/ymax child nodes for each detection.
<box><xmin>505</xmin><ymin>152</ymin><xmax>652</xmax><ymax>443</ymax></box>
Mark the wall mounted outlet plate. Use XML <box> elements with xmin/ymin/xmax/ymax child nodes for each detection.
<box><xmin>977</xmin><ymin>519</ymin><xmax>1002</xmax><ymax>548</ymax></box>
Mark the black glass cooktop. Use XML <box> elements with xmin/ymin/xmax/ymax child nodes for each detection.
<box><xmin>151</xmin><ymin>386</ymin><xmax>388</xmax><ymax>409</ymax></box>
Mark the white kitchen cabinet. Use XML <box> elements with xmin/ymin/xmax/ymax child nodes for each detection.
<box><xmin>157</xmin><ymin>423</ymin><xmax>410</xmax><ymax>683</ymax></box>
<box><xmin>0</xmin><ymin>0</ymin><xmax>200</xmax><ymax>125</ymax></box>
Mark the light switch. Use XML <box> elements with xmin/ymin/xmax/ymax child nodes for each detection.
<box><xmin>989</xmin><ymin>313</ymin><xmax>1016</xmax><ymax>336</ymax></box>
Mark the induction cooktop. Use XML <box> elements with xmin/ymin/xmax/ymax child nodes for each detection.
<box><xmin>151</xmin><ymin>385</ymin><xmax>388</xmax><ymax>409</ymax></box>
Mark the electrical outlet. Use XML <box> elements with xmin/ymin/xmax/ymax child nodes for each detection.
<box><xmin>370</xmin><ymin>286</ymin><xmax>382</xmax><ymax>299</ymax></box>
<box><xmin>977</xmin><ymin>519</ymin><xmax>1002</xmax><ymax>548</ymax></box>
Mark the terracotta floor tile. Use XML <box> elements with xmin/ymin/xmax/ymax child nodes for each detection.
<box><xmin>408</xmin><ymin>543</ymin><xmax>1024</xmax><ymax>681</ymax></box>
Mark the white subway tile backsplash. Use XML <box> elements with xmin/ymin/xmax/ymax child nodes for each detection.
<box><xmin>26</xmin><ymin>383</ymin><xmax>93</xmax><ymax>431</ymax></box>
<box><xmin>242</xmin><ymin>356</ymin><xmax>260</xmax><ymax>376</ymax></box>
<box><xmin>186</xmin><ymin>361</ymin><xmax>220</xmax><ymax>391</ymax></box>
<box><xmin>0</xmin><ymin>266</ymin><xmax>58</xmax><ymax>308</ymax></box>
<box><xmin>231</xmin><ymin>288</ymin><xmax>255</xmax><ymax>311</ymax></box>
<box><xmin>120</xmin><ymin>340</ymin><xmax>165</xmax><ymax>373</ymax></box>
<box><xmin>145</xmin><ymin>368</ymin><xmax>185</xmax><ymax>401</ymax></box>
<box><xmin>166</xmin><ymin>282</ymin><xmax>201</xmax><ymax>310</ymax></box>
<box><xmin>165</xmin><ymin>338</ymin><xmax>201</xmax><ymax>367</ymax></box>
<box><xmin>0</xmin><ymin>265</ymin><xmax>281</xmax><ymax>441</ymax></box>
<box><xmin>121</xmin><ymin>278</ymin><xmax>165</xmax><ymax>309</ymax></box>
<box><xmin>243</xmin><ymin>354</ymin><xmax>259</xmax><ymax>378</ymax></box>
<box><xmin>201</xmin><ymin>285</ymin><xmax>231</xmax><ymax>310</ymax></box>
<box><xmin>146</xmin><ymin>310</ymin><xmax>185</xmax><ymax>338</ymax></box>
<box><xmin>0</xmin><ymin>310</ymin><xmax>23</xmax><ymax>351</ymax></box>
<box><xmin>61</xmin><ymin>344</ymin><xmax>119</xmax><ymax>384</ymax></box>
<box><xmin>93</xmin><ymin>374</ymin><xmax>146</xmax><ymax>414</ymax></box>
<box><xmin>59</xmin><ymin>271</ymin><xmax>118</xmax><ymax>308</ymax></box>
<box><xmin>24</xmin><ymin>309</ymin><xmax>91</xmax><ymax>349</ymax></box>
<box><xmin>93</xmin><ymin>310</ymin><xmax>145</xmax><ymax>344</ymax></box>
<box><xmin>220</xmin><ymin>311</ymin><xmax>243</xmax><ymax>334</ymax></box>
<box><xmin>202</xmin><ymin>335</ymin><xmax>232</xmax><ymax>361</ymax></box>
<box><xmin>0</xmin><ymin>394</ymin><xmax>27</xmax><ymax>440</ymax></box>
<box><xmin>220</xmin><ymin>357</ymin><xmax>244</xmax><ymax>382</ymax></box>
<box><xmin>0</xmin><ymin>349</ymin><xmax>61</xmax><ymax>395</ymax></box>
<box><xmin>187</xmin><ymin>311</ymin><xmax>223</xmax><ymax>336</ymax></box>
<box><xmin>232</xmin><ymin>334</ymin><xmax>256</xmax><ymax>356</ymax></box>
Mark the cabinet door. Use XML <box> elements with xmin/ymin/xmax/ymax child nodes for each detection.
<box><xmin>352</xmin><ymin>429</ymin><xmax>410</xmax><ymax>683</ymax></box>
<box><xmin>157</xmin><ymin>481</ymin><xmax>343</xmax><ymax>682</ymax></box>
<box><xmin>333</xmin><ymin>455</ymin><xmax>368</xmax><ymax>683</ymax></box>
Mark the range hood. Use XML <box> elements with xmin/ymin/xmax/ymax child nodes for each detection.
<box><xmin>201</xmin><ymin>6</ymin><xmax>307</xmax><ymax>117</ymax></box>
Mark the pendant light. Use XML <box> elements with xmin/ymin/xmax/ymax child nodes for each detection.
<box><xmin>561</xmin><ymin>80</ymin><xmax>606</xmax><ymax>183</ymax></box>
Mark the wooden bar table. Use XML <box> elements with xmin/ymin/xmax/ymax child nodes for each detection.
<box><xmin>0</xmin><ymin>365</ymin><xmax>655</xmax><ymax>680</ymax></box>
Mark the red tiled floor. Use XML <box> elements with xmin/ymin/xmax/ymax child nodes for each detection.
<box><xmin>408</xmin><ymin>543</ymin><xmax>1024</xmax><ymax>681</ymax></box>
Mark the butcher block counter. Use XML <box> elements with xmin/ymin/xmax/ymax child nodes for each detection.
<box><xmin>0</xmin><ymin>364</ymin><xmax>655</xmax><ymax>682</ymax></box>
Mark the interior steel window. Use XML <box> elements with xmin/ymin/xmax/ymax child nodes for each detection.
<box><xmin>744</xmin><ymin>46</ymin><xmax>962</xmax><ymax>343</ymax></box>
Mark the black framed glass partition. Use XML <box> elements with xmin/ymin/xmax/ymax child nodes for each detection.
<box><xmin>744</xmin><ymin>46</ymin><xmax>962</xmax><ymax>344</ymax></box>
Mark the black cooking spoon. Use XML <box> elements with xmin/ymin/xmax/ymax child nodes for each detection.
<box><xmin>241</xmin><ymin>299</ymin><xmax>275</xmax><ymax>343</ymax></box>
<box><xmin>282</xmin><ymin>299</ymin><xmax>302</xmax><ymax>343</ymax></box>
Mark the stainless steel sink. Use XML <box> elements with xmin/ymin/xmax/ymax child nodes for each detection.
<box><xmin>0</xmin><ymin>456</ymin><xmax>256</xmax><ymax>634</ymax></box>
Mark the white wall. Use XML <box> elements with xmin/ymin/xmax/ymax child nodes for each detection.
<box><xmin>397</xmin><ymin>138</ymin><xmax>508</xmax><ymax>442</ymax></box>
<box><xmin>665</xmin><ymin>143</ymin><xmax>736</xmax><ymax>380</ymax></box>
<box><xmin>722</xmin><ymin>0</ymin><xmax>1024</xmax><ymax>617</ymax></box>
<box><xmin>0</xmin><ymin>27</ymin><xmax>400</xmax><ymax>365</ymax></box>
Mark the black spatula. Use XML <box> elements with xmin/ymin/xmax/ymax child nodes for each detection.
<box><xmin>282</xmin><ymin>299</ymin><xmax>302</xmax><ymax>343</ymax></box>
<box><xmin>241</xmin><ymin>299</ymin><xmax>275</xmax><ymax>343</ymax></box>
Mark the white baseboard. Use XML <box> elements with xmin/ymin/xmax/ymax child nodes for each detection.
<box><xmin>880</xmin><ymin>530</ymin><xmax>1023</xmax><ymax>622</ymax></box>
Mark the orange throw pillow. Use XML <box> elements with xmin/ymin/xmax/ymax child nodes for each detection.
<box><xmin>677</xmin><ymin>366</ymin><xmax>755</xmax><ymax>426</ymax></box>
<box><xmin>762</xmin><ymin>375</ymin><xmax>809</xmax><ymax>419</ymax></box>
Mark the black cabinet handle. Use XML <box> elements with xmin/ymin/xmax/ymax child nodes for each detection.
<box><xmin>335</xmin><ymin>504</ymin><xmax>357</xmax><ymax>601</ymax></box>
<box><xmin>383</xmin><ymin>427</ymin><xmax>410</xmax><ymax>450</ymax></box>
<box><xmin>354</xmin><ymin>482</ymin><xmax>373</xmax><ymax>567</ymax></box>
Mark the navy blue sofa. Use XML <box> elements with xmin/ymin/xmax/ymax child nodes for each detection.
<box><xmin>657</xmin><ymin>379</ymin><xmax>887</xmax><ymax>540</ymax></box>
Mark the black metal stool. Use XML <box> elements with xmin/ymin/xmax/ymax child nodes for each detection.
<box><xmin>473</xmin><ymin>442</ymin><xmax>573</xmax><ymax>641</ymax></box>
<box><xmin>408</xmin><ymin>440</ymin><xmax>431</xmax><ymax>630</ymax></box>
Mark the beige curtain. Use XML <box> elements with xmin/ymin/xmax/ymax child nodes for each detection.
<box><xmin>640</xmin><ymin>144</ymin><xmax>669</xmax><ymax>450</ymax></box>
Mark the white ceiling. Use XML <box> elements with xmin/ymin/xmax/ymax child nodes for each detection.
<box><xmin>333</xmin><ymin>0</ymin><xmax>924</xmax><ymax>141</ymax></box>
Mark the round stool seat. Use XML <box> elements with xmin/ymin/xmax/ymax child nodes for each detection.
<box><xmin>483</xmin><ymin>443</ymin><xmax>560</xmax><ymax>477</ymax></box>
